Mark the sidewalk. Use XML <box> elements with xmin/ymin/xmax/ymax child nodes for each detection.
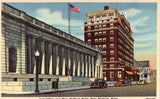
<box><xmin>2</xmin><ymin>86</ymin><xmax>90</xmax><ymax>95</ymax></box>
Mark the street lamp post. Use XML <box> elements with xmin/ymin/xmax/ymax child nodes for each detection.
<box><xmin>35</xmin><ymin>50</ymin><xmax>40</xmax><ymax>93</ymax></box>
<box><xmin>97</xmin><ymin>65</ymin><xmax>99</xmax><ymax>79</ymax></box>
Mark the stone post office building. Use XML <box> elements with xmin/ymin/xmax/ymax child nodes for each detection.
<box><xmin>1</xmin><ymin>3</ymin><xmax>103</xmax><ymax>93</ymax></box>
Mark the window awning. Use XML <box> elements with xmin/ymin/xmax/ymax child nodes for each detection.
<box><xmin>125</xmin><ymin>71</ymin><xmax>134</xmax><ymax>75</ymax></box>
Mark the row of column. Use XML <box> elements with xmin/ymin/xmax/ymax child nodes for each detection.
<box><xmin>26</xmin><ymin>37</ymin><xmax>99</xmax><ymax>78</ymax></box>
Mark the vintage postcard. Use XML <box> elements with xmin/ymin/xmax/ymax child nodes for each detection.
<box><xmin>0</xmin><ymin>0</ymin><xmax>159</xmax><ymax>99</ymax></box>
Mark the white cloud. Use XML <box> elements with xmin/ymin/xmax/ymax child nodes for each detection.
<box><xmin>36</xmin><ymin>8</ymin><xmax>68</xmax><ymax>26</ymax></box>
<box><xmin>120</xmin><ymin>8</ymin><xmax>141</xmax><ymax>18</ymax></box>
<box><xmin>134</xmin><ymin>33</ymin><xmax>157</xmax><ymax>42</ymax></box>
<box><xmin>35</xmin><ymin>8</ymin><xmax>84</xmax><ymax>27</ymax></box>
<box><xmin>130</xmin><ymin>17</ymin><xmax>151</xmax><ymax>33</ymax></box>
<box><xmin>134</xmin><ymin>42</ymin><xmax>153</xmax><ymax>48</ymax></box>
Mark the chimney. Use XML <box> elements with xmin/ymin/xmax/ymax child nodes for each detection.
<box><xmin>104</xmin><ymin>6</ymin><xmax>109</xmax><ymax>10</ymax></box>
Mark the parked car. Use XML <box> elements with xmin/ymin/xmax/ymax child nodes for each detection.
<box><xmin>115</xmin><ymin>79</ymin><xmax>126</xmax><ymax>86</ymax></box>
<box><xmin>125</xmin><ymin>79</ymin><xmax>131</xmax><ymax>86</ymax></box>
<box><xmin>90</xmin><ymin>79</ymin><xmax>107</xmax><ymax>88</ymax></box>
<box><xmin>138</xmin><ymin>79</ymin><xmax>147</xmax><ymax>85</ymax></box>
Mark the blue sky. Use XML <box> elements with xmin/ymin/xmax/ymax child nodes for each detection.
<box><xmin>7</xmin><ymin>2</ymin><xmax>157</xmax><ymax>69</ymax></box>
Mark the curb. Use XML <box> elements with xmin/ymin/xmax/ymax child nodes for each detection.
<box><xmin>2</xmin><ymin>86</ymin><xmax>90</xmax><ymax>95</ymax></box>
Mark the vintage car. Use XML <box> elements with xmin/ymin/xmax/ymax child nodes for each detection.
<box><xmin>115</xmin><ymin>79</ymin><xmax>126</xmax><ymax>86</ymax></box>
<box><xmin>90</xmin><ymin>79</ymin><xmax>107</xmax><ymax>88</ymax></box>
<box><xmin>137</xmin><ymin>79</ymin><xmax>147</xmax><ymax>85</ymax></box>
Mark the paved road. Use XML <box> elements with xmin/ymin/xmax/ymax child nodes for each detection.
<box><xmin>2</xmin><ymin>83</ymin><xmax>156</xmax><ymax>97</ymax></box>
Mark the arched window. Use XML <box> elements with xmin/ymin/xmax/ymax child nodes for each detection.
<box><xmin>9</xmin><ymin>47</ymin><xmax>17</xmax><ymax>72</ymax></box>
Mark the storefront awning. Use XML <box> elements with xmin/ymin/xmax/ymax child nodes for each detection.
<box><xmin>126</xmin><ymin>71</ymin><xmax>134</xmax><ymax>75</ymax></box>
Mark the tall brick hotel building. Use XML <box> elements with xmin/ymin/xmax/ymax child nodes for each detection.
<box><xmin>84</xmin><ymin>6</ymin><xmax>135</xmax><ymax>81</ymax></box>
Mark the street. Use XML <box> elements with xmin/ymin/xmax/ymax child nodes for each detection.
<box><xmin>2</xmin><ymin>83</ymin><xmax>156</xmax><ymax>97</ymax></box>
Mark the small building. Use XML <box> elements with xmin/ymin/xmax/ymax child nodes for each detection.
<box><xmin>150</xmin><ymin>69</ymin><xmax>156</xmax><ymax>83</ymax></box>
<box><xmin>134</xmin><ymin>60</ymin><xmax>151</xmax><ymax>83</ymax></box>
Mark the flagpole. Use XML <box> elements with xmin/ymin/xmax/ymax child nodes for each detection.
<box><xmin>68</xmin><ymin>3</ymin><xmax>71</xmax><ymax>35</ymax></box>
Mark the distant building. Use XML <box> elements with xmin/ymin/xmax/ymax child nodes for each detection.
<box><xmin>134</xmin><ymin>60</ymin><xmax>151</xmax><ymax>83</ymax></box>
<box><xmin>150</xmin><ymin>69</ymin><xmax>156</xmax><ymax>83</ymax></box>
<box><xmin>84</xmin><ymin>6</ymin><xmax>134</xmax><ymax>81</ymax></box>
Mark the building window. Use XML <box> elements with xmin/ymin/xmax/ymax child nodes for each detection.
<box><xmin>94</xmin><ymin>26</ymin><xmax>98</xmax><ymax>30</ymax></box>
<box><xmin>109</xmin><ymin>13</ymin><xmax>114</xmax><ymax>19</ymax></box>
<box><xmin>103</xmin><ymin>31</ymin><xmax>106</xmax><ymax>35</ymax></box>
<box><xmin>110</xmin><ymin>44</ymin><xmax>114</xmax><ymax>48</ymax></box>
<box><xmin>87</xmin><ymin>39</ymin><xmax>91</xmax><ymax>44</ymax></box>
<box><xmin>96</xmin><ymin>15</ymin><xmax>100</xmax><ymax>21</ymax></box>
<box><xmin>99</xmin><ymin>45</ymin><xmax>102</xmax><ymax>49</ymax></box>
<box><xmin>103</xmin><ymin>25</ymin><xmax>106</xmax><ymax>29</ymax></box>
<box><xmin>89</xmin><ymin>16</ymin><xmax>93</xmax><ymax>22</ymax></box>
<box><xmin>110</xmin><ymin>31</ymin><xmax>114</xmax><ymax>35</ymax></box>
<box><xmin>110</xmin><ymin>71</ymin><xmax>114</xmax><ymax>78</ymax></box>
<box><xmin>99</xmin><ymin>38</ymin><xmax>102</xmax><ymax>42</ymax></box>
<box><xmin>118</xmin><ymin>58</ymin><xmax>122</xmax><ymax>61</ymax></box>
<box><xmin>99</xmin><ymin>32</ymin><xmax>102</xmax><ymax>36</ymax></box>
<box><xmin>88</xmin><ymin>33</ymin><xmax>91</xmax><ymax>37</ymax></box>
<box><xmin>110</xmin><ymin>37</ymin><xmax>114</xmax><ymax>41</ymax></box>
<box><xmin>103</xmin><ymin>64</ymin><xmax>106</xmax><ymax>68</ymax></box>
<box><xmin>102</xmin><ymin>51</ymin><xmax>106</xmax><ymax>55</ymax></box>
<box><xmin>118</xmin><ymin>71</ymin><xmax>122</xmax><ymax>78</ymax></box>
<box><xmin>88</xmin><ymin>26</ymin><xmax>91</xmax><ymax>30</ymax></box>
<box><xmin>94</xmin><ymin>32</ymin><xmax>98</xmax><ymax>36</ymax></box>
<box><xmin>103</xmin><ymin>44</ymin><xmax>106</xmax><ymax>49</ymax></box>
<box><xmin>103</xmin><ymin>38</ymin><xmax>106</xmax><ymax>42</ymax></box>
<box><xmin>110</xmin><ymin>23</ymin><xmax>113</xmax><ymax>28</ymax></box>
<box><xmin>102</xmin><ymin>15</ymin><xmax>106</xmax><ymax>20</ymax></box>
<box><xmin>110</xmin><ymin>64</ymin><xmax>114</xmax><ymax>68</ymax></box>
<box><xmin>95</xmin><ymin>39</ymin><xmax>98</xmax><ymax>43</ymax></box>
<box><xmin>103</xmin><ymin>58</ymin><xmax>106</xmax><ymax>62</ymax></box>
<box><xmin>95</xmin><ymin>45</ymin><xmax>98</xmax><ymax>48</ymax></box>
<box><xmin>110</xmin><ymin>51</ymin><xmax>114</xmax><ymax>55</ymax></box>
<box><xmin>110</xmin><ymin>57</ymin><xmax>114</xmax><ymax>61</ymax></box>
<box><xmin>9</xmin><ymin>47</ymin><xmax>17</xmax><ymax>72</ymax></box>
<box><xmin>99</xmin><ymin>25</ymin><xmax>102</xmax><ymax>29</ymax></box>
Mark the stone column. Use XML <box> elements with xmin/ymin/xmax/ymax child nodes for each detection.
<box><xmin>84</xmin><ymin>54</ymin><xmax>86</xmax><ymax>77</ymax></box>
<box><xmin>79</xmin><ymin>53</ymin><xmax>83</xmax><ymax>77</ymax></box>
<box><xmin>26</xmin><ymin>36</ymin><xmax>32</xmax><ymax>74</ymax></box>
<box><xmin>77</xmin><ymin>52</ymin><xmax>81</xmax><ymax>76</ymax></box>
<box><xmin>85</xmin><ymin>54</ymin><xmax>88</xmax><ymax>77</ymax></box>
<box><xmin>16</xmin><ymin>49</ymin><xmax>20</xmax><ymax>73</ymax></box>
<box><xmin>52</xmin><ymin>43</ymin><xmax>59</xmax><ymax>75</ymax></box>
<box><xmin>1</xmin><ymin>29</ymin><xmax>6</xmax><ymax>73</ymax></box>
<box><xmin>56</xmin><ymin>44</ymin><xmax>60</xmax><ymax>75</ymax></box>
<box><xmin>87</xmin><ymin>55</ymin><xmax>90</xmax><ymax>77</ymax></box>
<box><xmin>67</xmin><ymin>48</ymin><xmax>71</xmax><ymax>76</ymax></box>
<box><xmin>73</xmin><ymin>50</ymin><xmax>76</xmax><ymax>76</ymax></box>
<box><xmin>65</xmin><ymin>47</ymin><xmax>69</xmax><ymax>76</ymax></box>
<box><xmin>62</xmin><ymin>46</ymin><xmax>66</xmax><ymax>76</ymax></box>
<box><xmin>5</xmin><ymin>48</ymin><xmax>9</xmax><ymax>73</ymax></box>
<box><xmin>40</xmin><ymin>40</ymin><xmax>45</xmax><ymax>74</ymax></box>
<box><xmin>81</xmin><ymin>53</ymin><xmax>84</xmax><ymax>77</ymax></box>
<box><xmin>58</xmin><ymin>45</ymin><xmax>62</xmax><ymax>75</ymax></box>
<box><xmin>75</xmin><ymin>51</ymin><xmax>78</xmax><ymax>76</ymax></box>
<box><xmin>91</xmin><ymin>56</ymin><xmax>95</xmax><ymax>77</ymax></box>
<box><xmin>94</xmin><ymin>56</ymin><xmax>98</xmax><ymax>78</ymax></box>
<box><xmin>70</xmin><ymin>49</ymin><xmax>74</xmax><ymax>76</ymax></box>
<box><xmin>49</xmin><ymin>43</ymin><xmax>53</xmax><ymax>75</ymax></box>
<box><xmin>88</xmin><ymin>55</ymin><xmax>91</xmax><ymax>77</ymax></box>
<box><xmin>21</xmin><ymin>33</ymin><xmax>26</xmax><ymax>73</ymax></box>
